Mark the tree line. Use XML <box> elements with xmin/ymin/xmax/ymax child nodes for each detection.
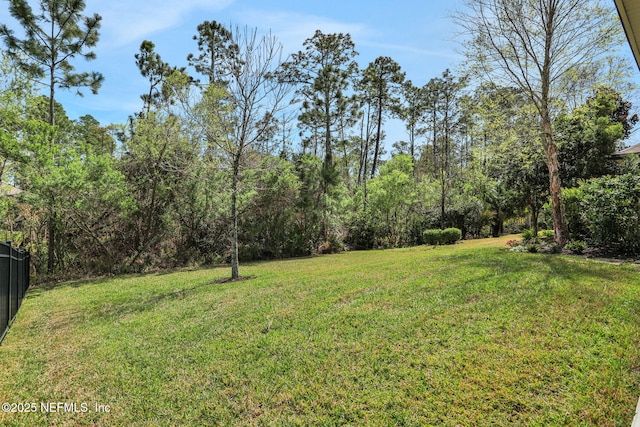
<box><xmin>0</xmin><ymin>0</ymin><xmax>636</xmax><ymax>279</ymax></box>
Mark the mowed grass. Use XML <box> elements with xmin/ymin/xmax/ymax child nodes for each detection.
<box><xmin>2</xmin><ymin>236</ymin><xmax>640</xmax><ymax>426</ymax></box>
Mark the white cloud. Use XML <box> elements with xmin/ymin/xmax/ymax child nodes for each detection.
<box><xmin>361</xmin><ymin>41</ymin><xmax>462</xmax><ymax>61</ymax></box>
<box><xmin>87</xmin><ymin>0</ymin><xmax>236</xmax><ymax>48</ymax></box>
<box><xmin>235</xmin><ymin>9</ymin><xmax>373</xmax><ymax>55</ymax></box>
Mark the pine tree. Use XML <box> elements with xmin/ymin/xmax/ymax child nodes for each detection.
<box><xmin>0</xmin><ymin>0</ymin><xmax>103</xmax><ymax>273</ymax></box>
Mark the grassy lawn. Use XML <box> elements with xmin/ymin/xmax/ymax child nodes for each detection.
<box><xmin>1</xmin><ymin>235</ymin><xmax>640</xmax><ymax>426</ymax></box>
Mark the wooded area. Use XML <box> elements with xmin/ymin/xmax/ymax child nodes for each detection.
<box><xmin>0</xmin><ymin>0</ymin><xmax>638</xmax><ymax>280</ymax></box>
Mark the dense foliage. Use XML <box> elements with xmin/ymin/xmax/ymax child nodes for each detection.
<box><xmin>569</xmin><ymin>172</ymin><xmax>640</xmax><ymax>255</ymax></box>
<box><xmin>0</xmin><ymin>2</ymin><xmax>636</xmax><ymax>278</ymax></box>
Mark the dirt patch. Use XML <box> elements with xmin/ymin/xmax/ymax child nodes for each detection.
<box><xmin>211</xmin><ymin>275</ymin><xmax>256</xmax><ymax>284</ymax></box>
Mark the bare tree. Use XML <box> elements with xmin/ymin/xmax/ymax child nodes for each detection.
<box><xmin>176</xmin><ymin>27</ymin><xmax>291</xmax><ymax>279</ymax></box>
<box><xmin>456</xmin><ymin>0</ymin><xmax>622</xmax><ymax>245</ymax></box>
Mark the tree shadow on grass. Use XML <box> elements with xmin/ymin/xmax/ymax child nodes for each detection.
<box><xmin>450</xmin><ymin>248</ymin><xmax>635</xmax><ymax>283</ymax></box>
<box><xmin>54</xmin><ymin>278</ymin><xmax>238</xmax><ymax>325</ymax></box>
<box><xmin>424</xmin><ymin>247</ymin><xmax>631</xmax><ymax>290</ymax></box>
<box><xmin>27</xmin><ymin>263</ymin><xmax>247</xmax><ymax>294</ymax></box>
<box><xmin>24</xmin><ymin>271</ymin><xmax>257</xmax><ymax>325</ymax></box>
<box><xmin>212</xmin><ymin>275</ymin><xmax>256</xmax><ymax>284</ymax></box>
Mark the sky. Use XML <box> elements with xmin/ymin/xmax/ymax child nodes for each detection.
<box><xmin>1</xmin><ymin>0</ymin><xmax>639</xmax><ymax>147</ymax></box>
<box><xmin>0</xmin><ymin>0</ymin><xmax>464</xmax><ymax>137</ymax></box>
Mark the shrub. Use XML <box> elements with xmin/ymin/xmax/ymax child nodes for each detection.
<box><xmin>316</xmin><ymin>235</ymin><xmax>344</xmax><ymax>255</ymax></box>
<box><xmin>441</xmin><ymin>228</ymin><xmax>462</xmax><ymax>244</ymax></box>
<box><xmin>563</xmin><ymin>187</ymin><xmax>589</xmax><ymax>240</ymax></box>
<box><xmin>539</xmin><ymin>229</ymin><xmax>555</xmax><ymax>239</ymax></box>
<box><xmin>505</xmin><ymin>239</ymin><xmax>521</xmax><ymax>248</ymax></box>
<box><xmin>521</xmin><ymin>229</ymin><xmax>536</xmax><ymax>242</ymax></box>
<box><xmin>544</xmin><ymin>242</ymin><xmax>562</xmax><ymax>254</ymax></box>
<box><xmin>423</xmin><ymin>228</ymin><xmax>462</xmax><ymax>245</ymax></box>
<box><xmin>423</xmin><ymin>229</ymin><xmax>441</xmax><ymax>245</ymax></box>
<box><xmin>566</xmin><ymin>240</ymin><xmax>587</xmax><ymax>255</ymax></box>
<box><xmin>580</xmin><ymin>174</ymin><xmax>640</xmax><ymax>255</ymax></box>
<box><xmin>504</xmin><ymin>220</ymin><xmax>527</xmax><ymax>234</ymax></box>
<box><xmin>346</xmin><ymin>213</ymin><xmax>376</xmax><ymax>250</ymax></box>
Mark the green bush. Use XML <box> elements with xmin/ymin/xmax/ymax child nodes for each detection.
<box><xmin>441</xmin><ymin>228</ymin><xmax>462</xmax><ymax>244</ymax></box>
<box><xmin>563</xmin><ymin>187</ymin><xmax>589</xmax><ymax>240</ymax></box>
<box><xmin>580</xmin><ymin>174</ymin><xmax>640</xmax><ymax>255</ymax></box>
<box><xmin>521</xmin><ymin>229</ymin><xmax>536</xmax><ymax>242</ymax></box>
<box><xmin>504</xmin><ymin>220</ymin><xmax>528</xmax><ymax>234</ymax></box>
<box><xmin>566</xmin><ymin>240</ymin><xmax>587</xmax><ymax>255</ymax></box>
<box><xmin>539</xmin><ymin>229</ymin><xmax>555</xmax><ymax>239</ymax></box>
<box><xmin>346</xmin><ymin>213</ymin><xmax>376</xmax><ymax>250</ymax></box>
<box><xmin>423</xmin><ymin>229</ymin><xmax>441</xmax><ymax>245</ymax></box>
<box><xmin>423</xmin><ymin>228</ymin><xmax>462</xmax><ymax>245</ymax></box>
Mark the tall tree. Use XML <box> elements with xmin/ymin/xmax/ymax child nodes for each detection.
<box><xmin>278</xmin><ymin>30</ymin><xmax>360</xmax><ymax>189</ymax></box>
<box><xmin>0</xmin><ymin>0</ymin><xmax>103</xmax><ymax>273</ymax></box>
<box><xmin>0</xmin><ymin>0</ymin><xmax>103</xmax><ymax>128</ymax></box>
<box><xmin>135</xmin><ymin>40</ymin><xmax>186</xmax><ymax>115</ymax></box>
<box><xmin>120</xmin><ymin>109</ymin><xmax>193</xmax><ymax>269</ymax></box>
<box><xmin>360</xmin><ymin>56</ymin><xmax>405</xmax><ymax>177</ymax></box>
<box><xmin>0</xmin><ymin>51</ymin><xmax>33</xmax><ymax>185</ymax></box>
<box><xmin>420</xmin><ymin>70</ymin><xmax>467</xmax><ymax>228</ymax></box>
<box><xmin>437</xmin><ymin>70</ymin><xmax>467</xmax><ymax>229</ymax></box>
<box><xmin>396</xmin><ymin>80</ymin><xmax>426</xmax><ymax>171</ymax></box>
<box><xmin>187</xmin><ymin>20</ymin><xmax>238</xmax><ymax>85</ymax></box>
<box><xmin>422</xmin><ymin>77</ymin><xmax>441</xmax><ymax>175</ymax></box>
<box><xmin>457</xmin><ymin>0</ymin><xmax>622</xmax><ymax>246</ymax></box>
<box><xmin>557</xmin><ymin>86</ymin><xmax>637</xmax><ymax>187</ymax></box>
<box><xmin>471</xmin><ymin>83</ymin><xmax>548</xmax><ymax>235</ymax></box>
<box><xmin>353</xmin><ymin>80</ymin><xmax>376</xmax><ymax>187</ymax></box>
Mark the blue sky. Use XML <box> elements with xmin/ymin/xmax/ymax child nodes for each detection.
<box><xmin>0</xmin><ymin>1</ymin><xmax>464</xmax><ymax>130</ymax></box>
<box><xmin>1</xmin><ymin>0</ymin><xmax>638</xmax><ymax>147</ymax></box>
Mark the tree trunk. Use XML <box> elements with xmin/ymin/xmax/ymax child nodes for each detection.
<box><xmin>541</xmin><ymin>119</ymin><xmax>569</xmax><ymax>246</ymax></box>
<box><xmin>324</xmin><ymin>100</ymin><xmax>332</xmax><ymax>171</ymax></box>
<box><xmin>47</xmin><ymin>66</ymin><xmax>56</xmax><ymax>274</ymax></box>
<box><xmin>371</xmin><ymin>99</ymin><xmax>383</xmax><ymax>178</ymax></box>
<box><xmin>230</xmin><ymin>156</ymin><xmax>240</xmax><ymax>279</ymax></box>
<box><xmin>530</xmin><ymin>193</ymin><xmax>540</xmax><ymax>238</ymax></box>
<box><xmin>539</xmin><ymin>4</ymin><xmax>569</xmax><ymax>247</ymax></box>
<box><xmin>360</xmin><ymin>108</ymin><xmax>371</xmax><ymax>190</ymax></box>
<box><xmin>409</xmin><ymin>124</ymin><xmax>415</xmax><ymax>175</ymax></box>
<box><xmin>440</xmin><ymin>173</ymin><xmax>446</xmax><ymax>229</ymax></box>
<box><xmin>47</xmin><ymin>207</ymin><xmax>55</xmax><ymax>274</ymax></box>
<box><xmin>432</xmin><ymin>109</ymin><xmax>438</xmax><ymax>174</ymax></box>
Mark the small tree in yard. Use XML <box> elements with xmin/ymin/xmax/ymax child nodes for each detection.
<box><xmin>178</xmin><ymin>26</ymin><xmax>291</xmax><ymax>279</ymax></box>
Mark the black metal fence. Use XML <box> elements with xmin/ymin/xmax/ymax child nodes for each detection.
<box><xmin>0</xmin><ymin>241</ymin><xmax>30</xmax><ymax>344</ymax></box>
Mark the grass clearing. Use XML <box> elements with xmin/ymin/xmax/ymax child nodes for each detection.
<box><xmin>1</xmin><ymin>235</ymin><xmax>640</xmax><ymax>426</ymax></box>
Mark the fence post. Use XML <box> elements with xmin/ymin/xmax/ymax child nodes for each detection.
<box><xmin>17</xmin><ymin>248</ymin><xmax>24</xmax><ymax>310</ymax></box>
<box><xmin>0</xmin><ymin>242</ymin><xmax>10</xmax><ymax>343</ymax></box>
<box><xmin>9</xmin><ymin>242</ymin><xmax>17</xmax><ymax>323</ymax></box>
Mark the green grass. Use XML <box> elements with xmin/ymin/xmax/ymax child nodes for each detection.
<box><xmin>1</xmin><ymin>236</ymin><xmax>640</xmax><ymax>426</ymax></box>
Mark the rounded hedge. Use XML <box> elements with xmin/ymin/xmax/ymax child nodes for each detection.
<box><xmin>423</xmin><ymin>228</ymin><xmax>462</xmax><ymax>245</ymax></box>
